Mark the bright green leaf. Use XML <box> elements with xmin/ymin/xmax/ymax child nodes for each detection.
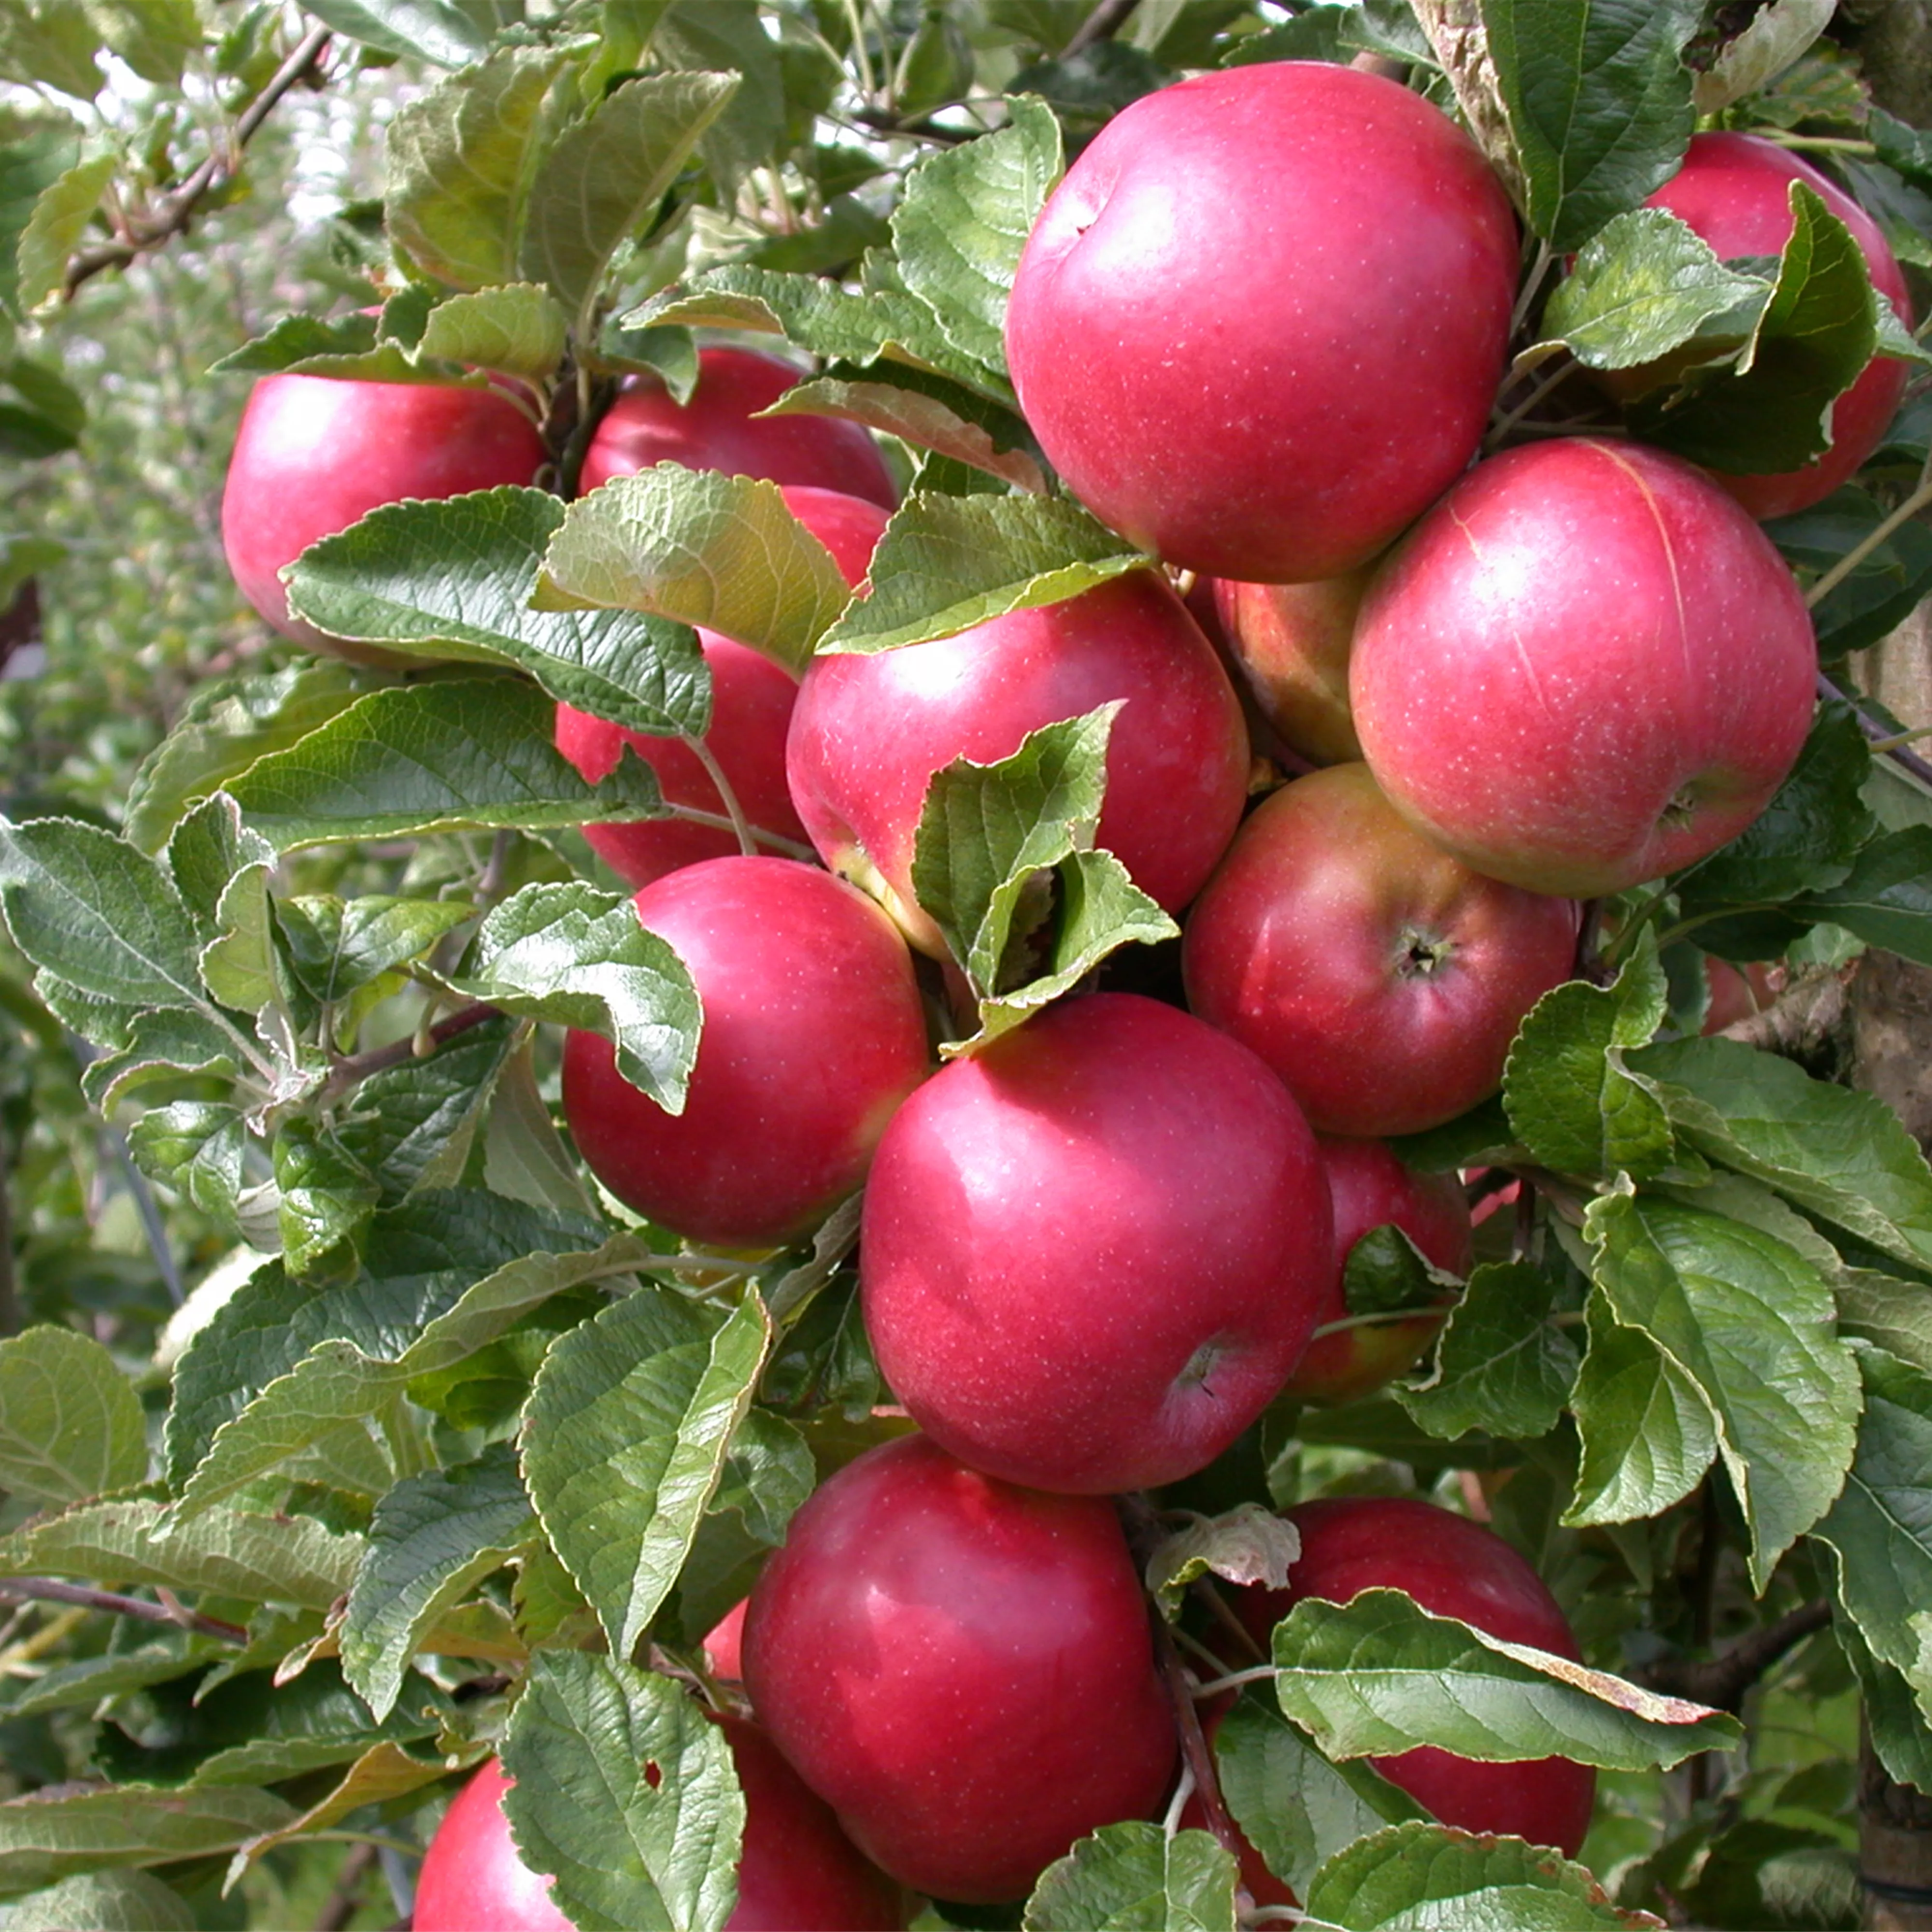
<box><xmin>300</xmin><ymin>0</ymin><xmax>490</xmax><ymax>67</ymax></box>
<box><xmin>1023</xmin><ymin>1821</ymin><xmax>1237</xmax><ymax>1932</ymax></box>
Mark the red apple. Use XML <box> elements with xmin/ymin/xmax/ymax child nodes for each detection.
<box><xmin>414</xmin><ymin>1740</ymin><xmax>909</xmax><ymax>1932</ymax></box>
<box><xmin>557</xmin><ymin>487</ymin><xmax>888</xmax><ymax>890</ymax></box>
<box><xmin>786</xmin><ymin>571</ymin><xmax>1250</xmax><ymax>956</ymax></box>
<box><xmin>1350</xmin><ymin>438</ymin><xmax>1818</xmax><ymax>897</ymax></box>
<box><xmin>1632</xmin><ymin>132</ymin><xmax>1915</xmax><ymax>520</ymax></box>
<box><xmin>1279</xmin><ymin>1136</ymin><xmax>1475</xmax><ymax>1407</ymax></box>
<box><xmin>1005</xmin><ymin>61</ymin><xmax>1518</xmax><ymax>583</ymax></box>
<box><xmin>1702</xmin><ymin>955</ymin><xmax>1776</xmax><ymax>1034</ymax></box>
<box><xmin>581</xmin><ymin>345</ymin><xmax>897</xmax><ymax>505</ymax></box>
<box><xmin>705</xmin><ymin>1597</ymin><xmax>749</xmax><ymax>1681</ymax></box>
<box><xmin>740</xmin><ymin>1433</ymin><xmax>1178</xmax><ymax>1902</ymax></box>
<box><xmin>861</xmin><ymin>992</ymin><xmax>1333</xmax><ymax>1495</ymax></box>
<box><xmin>1232</xmin><ymin>1496</ymin><xmax>1596</xmax><ymax>1857</ymax></box>
<box><xmin>1181</xmin><ymin>764</ymin><xmax>1580</xmax><ymax>1136</ymax></box>
<box><xmin>561</xmin><ymin>857</ymin><xmax>929</xmax><ymax>1247</ymax></box>
<box><xmin>1212</xmin><ymin>571</ymin><xmax>1370</xmax><ymax>765</ymax></box>
<box><xmin>221</xmin><ymin>373</ymin><xmax>545</xmax><ymax>661</ymax></box>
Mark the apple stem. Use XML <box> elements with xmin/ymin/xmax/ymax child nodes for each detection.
<box><xmin>1186</xmin><ymin>1664</ymin><xmax>1279</xmax><ymax>1701</ymax></box>
<box><xmin>1154</xmin><ymin>1620</ymin><xmax>1248</xmax><ymax>1862</ymax></box>
<box><xmin>1507</xmin><ymin>240</ymin><xmax>1556</xmax><ymax>344</ymax></box>
<box><xmin>1485</xmin><ymin>354</ymin><xmax>1577</xmax><ymax>449</ymax></box>
<box><xmin>1162</xmin><ymin>1761</ymin><xmax>1198</xmax><ymax>1838</ymax></box>
<box><xmin>686</xmin><ymin>738</ymin><xmax>760</xmax><ymax>857</ymax></box>
<box><xmin>668</xmin><ymin>803</ymin><xmax>818</xmax><ymax>863</ymax></box>
<box><xmin>1308</xmin><ymin>1307</ymin><xmax>1451</xmax><ymax>1341</ymax></box>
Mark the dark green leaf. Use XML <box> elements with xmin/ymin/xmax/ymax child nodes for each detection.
<box><xmin>524</xmin><ymin>1289</ymin><xmax>770</xmax><ymax>1659</ymax></box>
<box><xmin>286</xmin><ymin>489</ymin><xmax>710</xmax><ymax>739</ymax></box>
<box><xmin>225</xmin><ymin>678</ymin><xmax>669</xmax><ymax>849</ymax></box>
<box><xmin>1396</xmin><ymin>1261</ymin><xmax>1578</xmax><ymax>1442</ymax></box>
<box><xmin>1790</xmin><ymin>826</ymin><xmax>1932</xmax><ymax>965</ymax></box>
<box><xmin>500</xmin><ymin>1653</ymin><xmax>744</xmax><ymax>1932</ymax></box>
<box><xmin>338</xmin><ymin>1014</ymin><xmax>518</xmax><ymax>1204</ymax></box>
<box><xmin>341</xmin><ymin>1442</ymin><xmax>536</xmax><ymax>1720</ymax></box>
<box><xmin>272</xmin><ymin>1119</ymin><xmax>379</xmax><ymax>1279</ymax></box>
<box><xmin>1343</xmin><ymin>1224</ymin><xmax>1455</xmax><ymax>1319</ymax></box>
<box><xmin>1767</xmin><ymin>488</ymin><xmax>1932</xmax><ymax>662</ymax></box>
<box><xmin>651</xmin><ymin>0</ymin><xmax>783</xmax><ymax>196</ymax></box>
<box><xmin>1583</xmin><ymin>1186</ymin><xmax>1860</xmax><ymax>1585</ymax></box>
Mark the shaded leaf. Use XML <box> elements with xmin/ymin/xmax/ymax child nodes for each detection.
<box><xmin>1396</xmin><ymin>1261</ymin><xmax>1577</xmax><ymax>1443</ymax></box>
<box><xmin>1022</xmin><ymin>1822</ymin><xmax>1237</xmax><ymax>1932</ymax></box>
<box><xmin>0</xmin><ymin>1326</ymin><xmax>145</xmax><ymax>1505</ymax></box>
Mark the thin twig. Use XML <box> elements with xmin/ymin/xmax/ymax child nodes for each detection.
<box><xmin>1804</xmin><ymin>460</ymin><xmax>1932</xmax><ymax>610</ymax></box>
<box><xmin>1642</xmin><ymin>1600</ymin><xmax>1832</xmax><ymax>1711</ymax></box>
<box><xmin>1819</xmin><ymin>670</ymin><xmax>1932</xmax><ymax>791</ymax></box>
<box><xmin>1065</xmin><ymin>0</ymin><xmax>1141</xmax><ymax>55</ymax></box>
<box><xmin>64</xmin><ymin>26</ymin><xmax>333</xmax><ymax>298</ymax></box>
<box><xmin>319</xmin><ymin>1001</ymin><xmax>500</xmax><ymax>1106</ymax></box>
<box><xmin>1154</xmin><ymin>1614</ymin><xmax>1244</xmax><ymax>1861</ymax></box>
<box><xmin>314</xmin><ymin>1843</ymin><xmax>377</xmax><ymax>1932</ymax></box>
<box><xmin>0</xmin><ymin>1577</ymin><xmax>246</xmax><ymax>1642</ymax></box>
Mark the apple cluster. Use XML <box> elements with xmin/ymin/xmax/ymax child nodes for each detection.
<box><xmin>213</xmin><ymin>52</ymin><xmax>1915</xmax><ymax>1931</ymax></box>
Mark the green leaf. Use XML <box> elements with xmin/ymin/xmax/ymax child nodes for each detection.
<box><xmin>629</xmin><ymin>263</ymin><xmax>998</xmax><ymax>397</ymax></box>
<box><xmin>889</xmin><ymin>94</ymin><xmax>1064</xmax><ymax>378</ymax></box>
<box><xmin>1145</xmin><ymin>1503</ymin><xmax>1299</xmax><ymax>1621</ymax></box>
<box><xmin>0</xmin><ymin>1497</ymin><xmax>361</xmax><ymax>1610</ymax></box>
<box><xmin>1216</xmin><ymin>1697</ymin><xmax>1426</xmax><ymax>1905</ymax></box>
<box><xmin>1633</xmin><ymin>184</ymin><xmax>1880</xmax><ymax>474</ymax></box>
<box><xmin>1790</xmin><ymin>826</ymin><xmax>1932</xmax><ymax>966</ymax></box>
<box><xmin>1871</xmin><ymin>107</ymin><xmax>1932</xmax><ymax>193</ymax></box>
<box><xmin>442</xmin><ymin>881</ymin><xmax>701</xmax><ymax>1111</ymax></box>
<box><xmin>1303</xmin><ymin>1820</ymin><xmax>1657</xmax><ymax>1931</ymax></box>
<box><xmin>1675</xmin><ymin>700</ymin><xmax>1874</xmax><ymax>917</ymax></box>
<box><xmin>339</xmin><ymin>1015</ymin><xmax>518</xmax><ymax>1204</ymax></box>
<box><xmin>277</xmin><ymin>895</ymin><xmax>476</xmax><ymax>1008</ymax></box>
<box><xmin>1837</xmin><ymin>1270</ymin><xmax>1932</xmax><ymax>1375</ymax></box>
<box><xmin>0</xmin><ymin>120</ymin><xmax>79</xmax><ymax>320</ymax></box>
<box><xmin>285</xmin><ymin>489</ymin><xmax>710</xmax><ymax>739</ymax></box>
<box><xmin>0</xmin><ymin>1787</ymin><xmax>298</xmax><ymax>1903</ymax></box>
<box><xmin>0</xmin><ymin>0</ymin><xmax>100</xmax><ymax>100</ymax></box>
<box><xmin>342</xmin><ymin>1442</ymin><xmax>537</xmax><ymax>1721</ymax></box>
<box><xmin>500</xmin><ymin>1652</ymin><xmax>744</xmax><ymax>1932</ymax></box>
<box><xmin>1023</xmin><ymin>1821</ymin><xmax>1237</xmax><ymax>1932</ymax></box>
<box><xmin>1583</xmin><ymin>1188</ymin><xmax>1860</xmax><ymax>1586</ymax></box>
<box><xmin>524</xmin><ymin>1288</ymin><xmax>769</xmax><ymax>1660</ymax></box>
<box><xmin>1503</xmin><ymin>935</ymin><xmax>1670</xmax><ymax>1180</ymax></box>
<box><xmin>1812</xmin><ymin>1346</ymin><xmax>1932</xmax><ymax>1698</ymax></box>
<box><xmin>1629</xmin><ymin>1036</ymin><xmax>1932</xmax><ymax>1275</ymax></box>
<box><xmin>0</xmin><ymin>1869</ymin><xmax>196</xmax><ymax>1930</ymax></box>
<box><xmin>484</xmin><ymin>1036</ymin><xmax>597</xmax><ymax>1218</ymax></box>
<box><xmin>1539</xmin><ymin>207</ymin><xmax>1772</xmax><ymax>369</ymax></box>
<box><xmin>164</xmin><ymin>1191</ymin><xmax>603</xmax><ymax>1491</ymax></box>
<box><xmin>1482</xmin><ymin>0</ymin><xmax>1704</xmax><ymax>252</ymax></box>
<box><xmin>0</xmin><ymin>1638</ymin><xmax>223</xmax><ymax>1722</ymax></box>
<box><xmin>225</xmin><ymin>678</ymin><xmax>669</xmax><ymax>849</ymax></box>
<box><xmin>416</xmin><ymin>283</ymin><xmax>568</xmax><ymax>381</ymax></box>
<box><xmin>766</xmin><ymin>366</ymin><xmax>1048</xmax><ymax>492</ymax></box>
<box><xmin>1396</xmin><ymin>1261</ymin><xmax>1578</xmax><ymax>1443</ymax></box>
<box><xmin>77</xmin><ymin>1009</ymin><xmax>242</xmax><ymax>1111</ymax></box>
<box><xmin>0</xmin><ymin>817</ymin><xmax>204</xmax><ymax>1010</ymax></box>
<box><xmin>1269</xmin><ymin>1587</ymin><xmax>1741</xmax><ymax>1770</ymax></box>
<box><xmin>84</xmin><ymin>0</ymin><xmax>200</xmax><ymax>87</ymax></box>
<box><xmin>207</xmin><ymin>310</ymin><xmax>382</xmax><ymax>376</ymax></box>
<box><xmin>1692</xmin><ymin>0</ymin><xmax>1836</xmax><ymax>115</ymax></box>
<box><xmin>124</xmin><ymin>662</ymin><xmax>367</xmax><ymax>855</ymax></box>
<box><xmin>14</xmin><ymin>152</ymin><xmax>112</xmax><ymax>311</ymax></box>
<box><xmin>1343</xmin><ymin>1224</ymin><xmax>1456</xmax><ymax>1319</ymax></box>
<box><xmin>1566</xmin><ymin>1289</ymin><xmax>1719</xmax><ymax>1527</ymax></box>
<box><xmin>164</xmin><ymin>793</ymin><xmax>275</xmax><ymax>950</ymax></box>
<box><xmin>385</xmin><ymin>46</ymin><xmax>578</xmax><ymax>292</ymax></box>
<box><xmin>272</xmin><ymin>1119</ymin><xmax>379</xmax><ymax>1279</ymax></box>
<box><xmin>908</xmin><ymin>706</ymin><xmax>1178</xmax><ymax>1049</ymax></box>
<box><xmin>707</xmin><ymin>1406</ymin><xmax>814</xmax><ymax>1548</ymax></box>
<box><xmin>540</xmin><ymin>469</ymin><xmax>849</xmax><ymax>676</ymax></box>
<box><xmin>0</xmin><ymin>1326</ymin><xmax>145</xmax><ymax>1505</ymax></box>
<box><xmin>650</xmin><ymin>0</ymin><xmax>783</xmax><ymax>197</ymax></box>
<box><xmin>300</xmin><ymin>0</ymin><xmax>490</xmax><ymax>67</ymax></box>
<box><xmin>820</xmin><ymin>493</ymin><xmax>1151</xmax><ymax>655</ymax></box>
<box><xmin>520</xmin><ymin>71</ymin><xmax>738</xmax><ymax>325</ymax></box>
<box><xmin>1839</xmin><ymin>1617</ymin><xmax>1932</xmax><ymax>1794</ymax></box>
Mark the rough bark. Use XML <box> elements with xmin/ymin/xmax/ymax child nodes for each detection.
<box><xmin>1839</xmin><ymin>0</ymin><xmax>1932</xmax><ymax>128</ymax></box>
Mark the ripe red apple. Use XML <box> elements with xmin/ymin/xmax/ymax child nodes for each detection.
<box><xmin>786</xmin><ymin>571</ymin><xmax>1250</xmax><ymax>956</ymax></box>
<box><xmin>414</xmin><ymin>1740</ymin><xmax>909</xmax><ymax>1932</ymax></box>
<box><xmin>221</xmin><ymin>373</ymin><xmax>545</xmax><ymax>661</ymax></box>
<box><xmin>561</xmin><ymin>857</ymin><xmax>929</xmax><ymax>1247</ymax></box>
<box><xmin>705</xmin><ymin>1597</ymin><xmax>749</xmax><ymax>1681</ymax></box>
<box><xmin>1005</xmin><ymin>61</ymin><xmax>1518</xmax><ymax>583</ymax></box>
<box><xmin>581</xmin><ymin>345</ymin><xmax>897</xmax><ymax>505</ymax></box>
<box><xmin>740</xmin><ymin>1433</ymin><xmax>1178</xmax><ymax>1902</ymax></box>
<box><xmin>1631</xmin><ymin>132</ymin><xmax>1915</xmax><ymax>520</ymax></box>
<box><xmin>556</xmin><ymin>487</ymin><xmax>889</xmax><ymax>890</ymax></box>
<box><xmin>1702</xmin><ymin>955</ymin><xmax>1776</xmax><ymax>1034</ymax></box>
<box><xmin>1231</xmin><ymin>1496</ymin><xmax>1596</xmax><ymax>1857</ymax></box>
<box><xmin>1350</xmin><ymin>438</ymin><xmax>1818</xmax><ymax>897</ymax></box>
<box><xmin>1279</xmin><ymin>1136</ymin><xmax>1475</xmax><ymax>1407</ymax></box>
<box><xmin>1181</xmin><ymin>764</ymin><xmax>1580</xmax><ymax>1136</ymax></box>
<box><xmin>861</xmin><ymin>992</ymin><xmax>1333</xmax><ymax>1494</ymax></box>
<box><xmin>1212</xmin><ymin>570</ymin><xmax>1371</xmax><ymax>765</ymax></box>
